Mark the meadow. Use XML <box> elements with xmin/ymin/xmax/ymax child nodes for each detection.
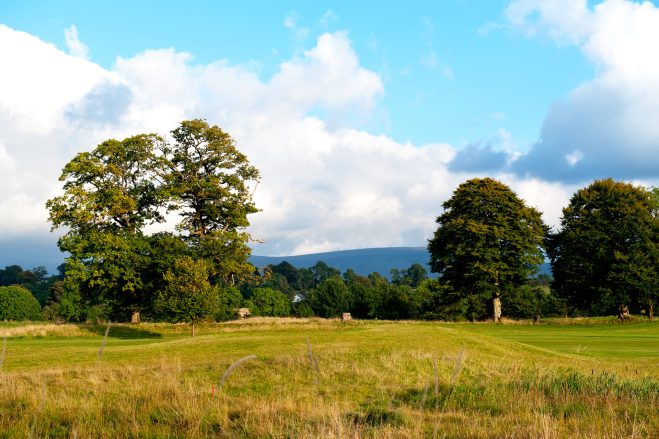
<box><xmin>0</xmin><ymin>318</ymin><xmax>657</xmax><ymax>438</ymax></box>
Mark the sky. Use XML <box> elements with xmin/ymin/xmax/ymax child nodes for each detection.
<box><xmin>1</xmin><ymin>0</ymin><xmax>658</xmax><ymax>272</ymax></box>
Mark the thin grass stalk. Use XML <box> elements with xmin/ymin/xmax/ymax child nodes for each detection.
<box><xmin>306</xmin><ymin>336</ymin><xmax>320</xmax><ymax>386</ymax></box>
<box><xmin>433</xmin><ymin>353</ymin><xmax>439</xmax><ymax>404</ymax></box>
<box><xmin>442</xmin><ymin>346</ymin><xmax>466</xmax><ymax>409</ymax></box>
<box><xmin>96</xmin><ymin>320</ymin><xmax>111</xmax><ymax>362</ymax></box>
<box><xmin>219</xmin><ymin>354</ymin><xmax>257</xmax><ymax>390</ymax></box>
<box><xmin>419</xmin><ymin>381</ymin><xmax>430</xmax><ymax>411</ymax></box>
<box><xmin>28</xmin><ymin>383</ymin><xmax>47</xmax><ymax>439</ymax></box>
<box><xmin>0</xmin><ymin>336</ymin><xmax>6</xmax><ymax>372</ymax></box>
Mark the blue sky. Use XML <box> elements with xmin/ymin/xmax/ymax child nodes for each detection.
<box><xmin>2</xmin><ymin>0</ymin><xmax>593</xmax><ymax>147</ymax></box>
<box><xmin>1</xmin><ymin>0</ymin><xmax>658</xmax><ymax>271</ymax></box>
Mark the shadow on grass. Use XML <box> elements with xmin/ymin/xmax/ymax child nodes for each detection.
<box><xmin>84</xmin><ymin>324</ymin><xmax>163</xmax><ymax>339</ymax></box>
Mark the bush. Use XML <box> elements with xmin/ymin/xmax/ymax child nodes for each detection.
<box><xmin>0</xmin><ymin>285</ymin><xmax>42</xmax><ymax>320</ymax></box>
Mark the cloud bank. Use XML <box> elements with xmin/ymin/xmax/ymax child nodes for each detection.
<box><xmin>507</xmin><ymin>0</ymin><xmax>659</xmax><ymax>183</ymax></box>
<box><xmin>4</xmin><ymin>2</ymin><xmax>656</xmax><ymax>270</ymax></box>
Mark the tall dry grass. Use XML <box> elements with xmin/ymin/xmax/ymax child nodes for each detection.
<box><xmin>0</xmin><ymin>320</ymin><xmax>656</xmax><ymax>437</ymax></box>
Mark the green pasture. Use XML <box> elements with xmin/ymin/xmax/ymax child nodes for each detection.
<box><xmin>0</xmin><ymin>318</ymin><xmax>657</xmax><ymax>437</ymax></box>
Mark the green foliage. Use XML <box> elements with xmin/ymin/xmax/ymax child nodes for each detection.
<box><xmin>292</xmin><ymin>300</ymin><xmax>314</xmax><ymax>317</ymax></box>
<box><xmin>307</xmin><ymin>277</ymin><xmax>352</xmax><ymax>318</ymax></box>
<box><xmin>46</xmin><ymin>120</ymin><xmax>260</xmax><ymax>322</ymax></box>
<box><xmin>46</xmin><ymin>134</ymin><xmax>163</xmax><ymax>320</ymax></box>
<box><xmin>42</xmin><ymin>278</ymin><xmax>87</xmax><ymax>322</ymax></box>
<box><xmin>154</xmin><ymin>257</ymin><xmax>219</xmax><ymax>324</ymax></box>
<box><xmin>501</xmin><ymin>285</ymin><xmax>547</xmax><ymax>319</ymax></box>
<box><xmin>548</xmin><ymin>179</ymin><xmax>659</xmax><ymax>316</ymax></box>
<box><xmin>215</xmin><ymin>286</ymin><xmax>243</xmax><ymax>321</ymax></box>
<box><xmin>428</xmin><ymin>178</ymin><xmax>546</xmax><ymax>319</ymax></box>
<box><xmin>0</xmin><ymin>265</ymin><xmax>56</xmax><ymax>305</ymax></box>
<box><xmin>0</xmin><ymin>285</ymin><xmax>41</xmax><ymax>321</ymax></box>
<box><xmin>415</xmin><ymin>279</ymin><xmax>467</xmax><ymax>321</ymax></box>
<box><xmin>309</xmin><ymin>261</ymin><xmax>341</xmax><ymax>286</ymax></box>
<box><xmin>159</xmin><ymin>119</ymin><xmax>260</xmax><ymax>285</ymax></box>
<box><xmin>249</xmin><ymin>288</ymin><xmax>291</xmax><ymax>317</ymax></box>
<box><xmin>344</xmin><ymin>270</ymin><xmax>380</xmax><ymax>319</ymax></box>
<box><xmin>390</xmin><ymin>263</ymin><xmax>427</xmax><ymax>288</ymax></box>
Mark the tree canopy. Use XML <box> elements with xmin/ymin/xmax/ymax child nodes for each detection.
<box><xmin>547</xmin><ymin>179</ymin><xmax>659</xmax><ymax>319</ymax></box>
<box><xmin>428</xmin><ymin>178</ymin><xmax>546</xmax><ymax>321</ymax></box>
<box><xmin>46</xmin><ymin>120</ymin><xmax>260</xmax><ymax>324</ymax></box>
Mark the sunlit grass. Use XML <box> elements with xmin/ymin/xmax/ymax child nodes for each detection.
<box><xmin>0</xmin><ymin>318</ymin><xmax>656</xmax><ymax>437</ymax></box>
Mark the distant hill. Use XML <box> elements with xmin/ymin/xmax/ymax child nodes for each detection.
<box><xmin>249</xmin><ymin>247</ymin><xmax>552</xmax><ymax>279</ymax></box>
<box><xmin>249</xmin><ymin>247</ymin><xmax>432</xmax><ymax>278</ymax></box>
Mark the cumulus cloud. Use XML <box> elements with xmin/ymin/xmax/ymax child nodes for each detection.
<box><xmin>448</xmin><ymin>142</ymin><xmax>510</xmax><ymax>173</ymax></box>
<box><xmin>507</xmin><ymin>0</ymin><xmax>659</xmax><ymax>183</ymax></box>
<box><xmin>64</xmin><ymin>25</ymin><xmax>89</xmax><ymax>59</ymax></box>
<box><xmin>0</xmin><ymin>23</ymin><xmax>575</xmax><ymax>270</ymax></box>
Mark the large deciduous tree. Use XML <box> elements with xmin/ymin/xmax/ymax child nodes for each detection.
<box><xmin>159</xmin><ymin>120</ymin><xmax>260</xmax><ymax>285</ymax></box>
<box><xmin>547</xmin><ymin>179</ymin><xmax>659</xmax><ymax>320</ymax></box>
<box><xmin>428</xmin><ymin>178</ymin><xmax>546</xmax><ymax>321</ymax></box>
<box><xmin>47</xmin><ymin>120</ymin><xmax>260</xmax><ymax>323</ymax></box>
<box><xmin>47</xmin><ymin>135</ymin><xmax>163</xmax><ymax>322</ymax></box>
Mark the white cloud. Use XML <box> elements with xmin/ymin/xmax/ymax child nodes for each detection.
<box><xmin>283</xmin><ymin>12</ymin><xmax>297</xmax><ymax>29</ymax></box>
<box><xmin>318</xmin><ymin>10</ymin><xmax>338</xmax><ymax>28</ymax></box>
<box><xmin>64</xmin><ymin>25</ymin><xmax>89</xmax><ymax>59</ymax></box>
<box><xmin>508</xmin><ymin>0</ymin><xmax>659</xmax><ymax>182</ymax></box>
<box><xmin>0</xmin><ymin>23</ymin><xmax>580</xmax><ymax>265</ymax></box>
<box><xmin>565</xmin><ymin>150</ymin><xmax>583</xmax><ymax>166</ymax></box>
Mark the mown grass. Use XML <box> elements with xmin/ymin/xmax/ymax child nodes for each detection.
<box><xmin>0</xmin><ymin>318</ymin><xmax>656</xmax><ymax>437</ymax></box>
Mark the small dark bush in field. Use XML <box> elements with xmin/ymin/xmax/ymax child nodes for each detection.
<box><xmin>0</xmin><ymin>285</ymin><xmax>41</xmax><ymax>320</ymax></box>
<box><xmin>347</xmin><ymin>401</ymin><xmax>406</xmax><ymax>427</ymax></box>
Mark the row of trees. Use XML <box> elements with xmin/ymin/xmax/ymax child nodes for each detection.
<box><xmin>1</xmin><ymin>258</ymin><xmax>561</xmax><ymax>324</ymax></box>
<box><xmin>5</xmin><ymin>120</ymin><xmax>650</xmax><ymax>327</ymax></box>
<box><xmin>428</xmin><ymin>178</ymin><xmax>658</xmax><ymax>321</ymax></box>
<box><xmin>6</xmin><ymin>176</ymin><xmax>657</xmax><ymax>325</ymax></box>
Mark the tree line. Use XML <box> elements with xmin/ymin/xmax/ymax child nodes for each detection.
<box><xmin>429</xmin><ymin>178</ymin><xmax>658</xmax><ymax>322</ymax></box>
<box><xmin>1</xmin><ymin>121</ymin><xmax>657</xmax><ymax>326</ymax></box>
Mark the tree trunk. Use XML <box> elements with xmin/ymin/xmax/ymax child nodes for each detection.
<box><xmin>493</xmin><ymin>293</ymin><xmax>502</xmax><ymax>323</ymax></box>
<box><xmin>131</xmin><ymin>310</ymin><xmax>140</xmax><ymax>324</ymax></box>
<box><xmin>191</xmin><ymin>321</ymin><xmax>195</xmax><ymax>338</ymax></box>
<box><xmin>649</xmin><ymin>300</ymin><xmax>654</xmax><ymax>321</ymax></box>
<box><xmin>617</xmin><ymin>304</ymin><xmax>630</xmax><ymax>321</ymax></box>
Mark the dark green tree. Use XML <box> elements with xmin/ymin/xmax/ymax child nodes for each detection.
<box><xmin>344</xmin><ymin>269</ymin><xmax>380</xmax><ymax>319</ymax></box>
<box><xmin>428</xmin><ymin>178</ymin><xmax>546</xmax><ymax>321</ymax></box>
<box><xmin>215</xmin><ymin>286</ymin><xmax>244</xmax><ymax>321</ymax></box>
<box><xmin>415</xmin><ymin>279</ymin><xmax>467</xmax><ymax>321</ymax></box>
<box><xmin>307</xmin><ymin>277</ymin><xmax>352</xmax><ymax>318</ymax></box>
<box><xmin>0</xmin><ymin>285</ymin><xmax>42</xmax><ymax>321</ymax></box>
<box><xmin>548</xmin><ymin>179</ymin><xmax>659</xmax><ymax>319</ymax></box>
<box><xmin>391</xmin><ymin>263</ymin><xmax>428</xmax><ymax>288</ymax></box>
<box><xmin>309</xmin><ymin>261</ymin><xmax>340</xmax><ymax>286</ymax></box>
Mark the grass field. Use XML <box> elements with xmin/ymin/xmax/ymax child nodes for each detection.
<box><xmin>0</xmin><ymin>318</ymin><xmax>657</xmax><ymax>438</ymax></box>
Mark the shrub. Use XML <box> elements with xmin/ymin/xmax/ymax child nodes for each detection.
<box><xmin>0</xmin><ymin>285</ymin><xmax>42</xmax><ymax>321</ymax></box>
